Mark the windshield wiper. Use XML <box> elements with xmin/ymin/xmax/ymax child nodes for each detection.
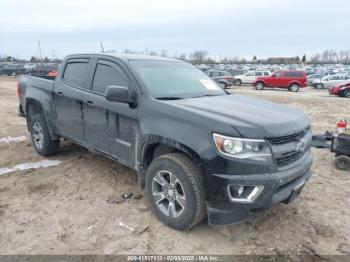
<box><xmin>155</xmin><ymin>96</ymin><xmax>184</xmax><ymax>100</ymax></box>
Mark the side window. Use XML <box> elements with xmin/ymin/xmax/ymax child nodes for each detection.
<box><xmin>264</xmin><ymin>72</ymin><xmax>270</xmax><ymax>76</ymax></box>
<box><xmin>211</xmin><ymin>71</ymin><xmax>220</xmax><ymax>77</ymax></box>
<box><xmin>246</xmin><ymin>72</ymin><xmax>255</xmax><ymax>76</ymax></box>
<box><xmin>92</xmin><ymin>62</ymin><xmax>129</xmax><ymax>95</ymax></box>
<box><xmin>256</xmin><ymin>72</ymin><xmax>263</xmax><ymax>76</ymax></box>
<box><xmin>63</xmin><ymin>60</ymin><xmax>89</xmax><ymax>88</ymax></box>
<box><xmin>275</xmin><ymin>72</ymin><xmax>283</xmax><ymax>78</ymax></box>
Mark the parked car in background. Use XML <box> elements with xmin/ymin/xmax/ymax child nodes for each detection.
<box><xmin>226</xmin><ymin>68</ymin><xmax>247</xmax><ymax>76</ymax></box>
<box><xmin>253</xmin><ymin>70</ymin><xmax>307</xmax><ymax>92</ymax></box>
<box><xmin>27</xmin><ymin>64</ymin><xmax>58</xmax><ymax>80</ymax></box>
<box><xmin>306</xmin><ymin>74</ymin><xmax>322</xmax><ymax>86</ymax></box>
<box><xmin>0</xmin><ymin>64</ymin><xmax>27</xmax><ymax>76</ymax></box>
<box><xmin>205</xmin><ymin>70</ymin><xmax>234</xmax><ymax>88</ymax></box>
<box><xmin>233</xmin><ymin>71</ymin><xmax>271</xmax><ymax>86</ymax></box>
<box><xmin>312</xmin><ymin>75</ymin><xmax>350</xmax><ymax>89</ymax></box>
<box><xmin>329</xmin><ymin>83</ymin><xmax>350</xmax><ymax>98</ymax></box>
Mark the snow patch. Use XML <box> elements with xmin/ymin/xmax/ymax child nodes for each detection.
<box><xmin>0</xmin><ymin>136</ymin><xmax>27</xmax><ymax>143</ymax></box>
<box><xmin>0</xmin><ymin>160</ymin><xmax>62</xmax><ymax>176</ymax></box>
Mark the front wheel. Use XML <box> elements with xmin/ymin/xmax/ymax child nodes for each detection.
<box><xmin>234</xmin><ymin>79</ymin><xmax>242</xmax><ymax>86</ymax></box>
<box><xmin>218</xmin><ymin>82</ymin><xmax>227</xmax><ymax>89</ymax></box>
<box><xmin>343</xmin><ymin>89</ymin><xmax>350</xmax><ymax>98</ymax></box>
<box><xmin>145</xmin><ymin>153</ymin><xmax>206</xmax><ymax>230</ymax></box>
<box><xmin>29</xmin><ymin>114</ymin><xmax>59</xmax><ymax>156</ymax></box>
<box><xmin>335</xmin><ymin>155</ymin><xmax>350</xmax><ymax>171</ymax></box>
<box><xmin>255</xmin><ymin>81</ymin><xmax>265</xmax><ymax>90</ymax></box>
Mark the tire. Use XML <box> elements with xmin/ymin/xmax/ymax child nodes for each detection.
<box><xmin>145</xmin><ymin>153</ymin><xmax>206</xmax><ymax>230</ymax></box>
<box><xmin>316</xmin><ymin>83</ymin><xmax>324</xmax><ymax>89</ymax></box>
<box><xmin>29</xmin><ymin>114</ymin><xmax>59</xmax><ymax>156</ymax></box>
<box><xmin>343</xmin><ymin>89</ymin><xmax>350</xmax><ymax>98</ymax></box>
<box><xmin>289</xmin><ymin>83</ymin><xmax>300</xmax><ymax>92</ymax></box>
<box><xmin>255</xmin><ymin>81</ymin><xmax>265</xmax><ymax>90</ymax></box>
<box><xmin>234</xmin><ymin>79</ymin><xmax>242</xmax><ymax>86</ymax></box>
<box><xmin>219</xmin><ymin>82</ymin><xmax>227</xmax><ymax>89</ymax></box>
<box><xmin>335</xmin><ymin>155</ymin><xmax>350</xmax><ymax>171</ymax></box>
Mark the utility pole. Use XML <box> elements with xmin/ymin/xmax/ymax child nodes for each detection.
<box><xmin>38</xmin><ymin>41</ymin><xmax>42</xmax><ymax>62</ymax></box>
<box><xmin>100</xmin><ymin>42</ymin><xmax>105</xmax><ymax>53</ymax></box>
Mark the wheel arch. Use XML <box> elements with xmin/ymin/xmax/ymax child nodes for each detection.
<box><xmin>25</xmin><ymin>98</ymin><xmax>58</xmax><ymax>139</ymax></box>
<box><xmin>138</xmin><ymin>135</ymin><xmax>202</xmax><ymax>190</ymax></box>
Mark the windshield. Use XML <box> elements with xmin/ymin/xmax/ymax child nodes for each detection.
<box><xmin>130</xmin><ymin>60</ymin><xmax>226</xmax><ymax>99</ymax></box>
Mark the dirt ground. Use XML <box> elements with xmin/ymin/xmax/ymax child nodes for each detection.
<box><xmin>0</xmin><ymin>76</ymin><xmax>349</xmax><ymax>256</ymax></box>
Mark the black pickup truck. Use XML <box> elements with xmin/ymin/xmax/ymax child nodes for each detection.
<box><xmin>18</xmin><ymin>53</ymin><xmax>313</xmax><ymax>230</ymax></box>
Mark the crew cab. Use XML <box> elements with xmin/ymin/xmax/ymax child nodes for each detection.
<box><xmin>329</xmin><ymin>83</ymin><xmax>350</xmax><ymax>98</ymax></box>
<box><xmin>18</xmin><ymin>54</ymin><xmax>313</xmax><ymax>230</ymax></box>
<box><xmin>253</xmin><ymin>70</ymin><xmax>307</xmax><ymax>92</ymax></box>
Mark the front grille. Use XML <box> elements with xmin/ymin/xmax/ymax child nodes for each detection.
<box><xmin>276</xmin><ymin>151</ymin><xmax>305</xmax><ymax>166</ymax></box>
<box><xmin>267</xmin><ymin>127</ymin><xmax>311</xmax><ymax>167</ymax></box>
<box><xmin>267</xmin><ymin>128</ymin><xmax>309</xmax><ymax>145</ymax></box>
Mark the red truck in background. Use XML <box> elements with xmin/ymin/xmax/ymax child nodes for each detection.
<box><xmin>253</xmin><ymin>70</ymin><xmax>307</xmax><ymax>92</ymax></box>
<box><xmin>329</xmin><ymin>83</ymin><xmax>350</xmax><ymax>98</ymax></box>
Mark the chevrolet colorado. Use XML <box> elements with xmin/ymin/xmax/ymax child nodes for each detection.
<box><xmin>18</xmin><ymin>54</ymin><xmax>313</xmax><ymax>230</ymax></box>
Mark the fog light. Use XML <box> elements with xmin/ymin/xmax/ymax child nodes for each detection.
<box><xmin>227</xmin><ymin>185</ymin><xmax>264</xmax><ymax>203</ymax></box>
<box><xmin>229</xmin><ymin>185</ymin><xmax>244</xmax><ymax>198</ymax></box>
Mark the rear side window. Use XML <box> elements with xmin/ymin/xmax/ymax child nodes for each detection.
<box><xmin>285</xmin><ymin>71</ymin><xmax>302</xmax><ymax>77</ymax></box>
<box><xmin>256</xmin><ymin>72</ymin><xmax>263</xmax><ymax>76</ymax></box>
<box><xmin>63</xmin><ymin>60</ymin><xmax>89</xmax><ymax>88</ymax></box>
<box><xmin>92</xmin><ymin>62</ymin><xmax>129</xmax><ymax>95</ymax></box>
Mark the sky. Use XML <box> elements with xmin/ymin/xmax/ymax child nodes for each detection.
<box><xmin>0</xmin><ymin>0</ymin><xmax>349</xmax><ymax>60</ymax></box>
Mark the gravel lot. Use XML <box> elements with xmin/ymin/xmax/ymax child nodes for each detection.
<box><xmin>0</xmin><ymin>76</ymin><xmax>349</xmax><ymax>256</ymax></box>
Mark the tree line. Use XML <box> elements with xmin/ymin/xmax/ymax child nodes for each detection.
<box><xmin>1</xmin><ymin>49</ymin><xmax>350</xmax><ymax>64</ymax></box>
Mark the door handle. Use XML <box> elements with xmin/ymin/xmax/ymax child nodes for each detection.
<box><xmin>56</xmin><ymin>91</ymin><xmax>64</xmax><ymax>96</ymax></box>
<box><xmin>85</xmin><ymin>100</ymin><xmax>94</xmax><ymax>106</ymax></box>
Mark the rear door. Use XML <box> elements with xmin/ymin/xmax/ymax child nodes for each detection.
<box><xmin>54</xmin><ymin>58</ymin><xmax>91</xmax><ymax>143</ymax></box>
<box><xmin>244</xmin><ymin>71</ymin><xmax>255</xmax><ymax>83</ymax></box>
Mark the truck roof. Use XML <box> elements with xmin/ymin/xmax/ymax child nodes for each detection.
<box><xmin>65</xmin><ymin>53</ymin><xmax>180</xmax><ymax>62</ymax></box>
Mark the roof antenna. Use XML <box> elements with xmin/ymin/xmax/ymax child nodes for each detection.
<box><xmin>100</xmin><ymin>42</ymin><xmax>105</xmax><ymax>53</ymax></box>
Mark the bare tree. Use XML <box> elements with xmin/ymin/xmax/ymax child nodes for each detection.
<box><xmin>190</xmin><ymin>50</ymin><xmax>209</xmax><ymax>63</ymax></box>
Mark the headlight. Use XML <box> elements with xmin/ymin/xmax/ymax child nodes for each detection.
<box><xmin>213</xmin><ymin>133</ymin><xmax>272</xmax><ymax>162</ymax></box>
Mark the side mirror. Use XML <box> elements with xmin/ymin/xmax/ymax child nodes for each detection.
<box><xmin>105</xmin><ymin>85</ymin><xmax>135</xmax><ymax>106</ymax></box>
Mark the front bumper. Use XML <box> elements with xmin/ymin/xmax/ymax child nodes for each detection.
<box><xmin>205</xmin><ymin>152</ymin><xmax>313</xmax><ymax>226</ymax></box>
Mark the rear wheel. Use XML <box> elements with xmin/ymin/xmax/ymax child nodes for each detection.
<box><xmin>335</xmin><ymin>155</ymin><xmax>350</xmax><ymax>171</ymax></box>
<box><xmin>234</xmin><ymin>79</ymin><xmax>242</xmax><ymax>86</ymax></box>
<box><xmin>29</xmin><ymin>114</ymin><xmax>59</xmax><ymax>156</ymax></box>
<box><xmin>316</xmin><ymin>83</ymin><xmax>324</xmax><ymax>89</ymax></box>
<box><xmin>289</xmin><ymin>83</ymin><xmax>300</xmax><ymax>92</ymax></box>
<box><xmin>255</xmin><ymin>81</ymin><xmax>265</xmax><ymax>90</ymax></box>
<box><xmin>145</xmin><ymin>153</ymin><xmax>206</xmax><ymax>230</ymax></box>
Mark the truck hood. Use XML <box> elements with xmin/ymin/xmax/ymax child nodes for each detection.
<box><xmin>170</xmin><ymin>94</ymin><xmax>309</xmax><ymax>138</ymax></box>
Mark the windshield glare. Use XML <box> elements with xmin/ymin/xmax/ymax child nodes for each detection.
<box><xmin>130</xmin><ymin>60</ymin><xmax>226</xmax><ymax>98</ymax></box>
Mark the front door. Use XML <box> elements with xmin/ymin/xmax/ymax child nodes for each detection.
<box><xmin>82</xmin><ymin>59</ymin><xmax>138</xmax><ymax>166</ymax></box>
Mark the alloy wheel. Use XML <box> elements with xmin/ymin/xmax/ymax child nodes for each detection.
<box><xmin>32</xmin><ymin>122</ymin><xmax>44</xmax><ymax>150</ymax></box>
<box><xmin>152</xmin><ymin>170</ymin><xmax>186</xmax><ymax>218</ymax></box>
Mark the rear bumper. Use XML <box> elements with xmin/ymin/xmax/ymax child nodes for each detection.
<box><xmin>206</xmin><ymin>152</ymin><xmax>313</xmax><ymax>226</ymax></box>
